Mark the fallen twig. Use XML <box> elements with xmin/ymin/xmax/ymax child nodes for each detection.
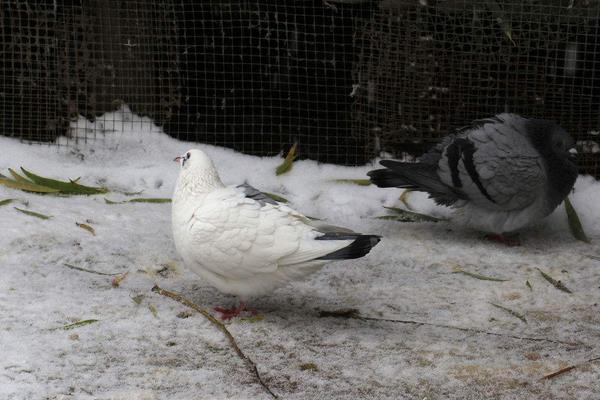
<box><xmin>63</xmin><ymin>263</ymin><xmax>121</xmax><ymax>276</ymax></box>
<box><xmin>541</xmin><ymin>356</ymin><xmax>600</xmax><ymax>380</ymax></box>
<box><xmin>151</xmin><ymin>285</ymin><xmax>278</xmax><ymax>399</ymax></box>
<box><xmin>318</xmin><ymin>309</ymin><xmax>586</xmax><ymax>347</ymax></box>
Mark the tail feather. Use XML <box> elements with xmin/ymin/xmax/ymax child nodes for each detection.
<box><xmin>368</xmin><ymin>160</ymin><xmax>464</xmax><ymax>206</ymax></box>
<box><xmin>316</xmin><ymin>234</ymin><xmax>381</xmax><ymax>260</ymax></box>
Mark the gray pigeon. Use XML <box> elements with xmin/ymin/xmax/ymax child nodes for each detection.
<box><xmin>368</xmin><ymin>114</ymin><xmax>578</xmax><ymax>241</ymax></box>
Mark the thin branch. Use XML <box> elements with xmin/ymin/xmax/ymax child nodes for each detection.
<box><xmin>63</xmin><ymin>263</ymin><xmax>120</xmax><ymax>276</ymax></box>
<box><xmin>318</xmin><ymin>309</ymin><xmax>587</xmax><ymax>347</ymax></box>
<box><xmin>151</xmin><ymin>285</ymin><xmax>278</xmax><ymax>399</ymax></box>
<box><xmin>541</xmin><ymin>356</ymin><xmax>600</xmax><ymax>380</ymax></box>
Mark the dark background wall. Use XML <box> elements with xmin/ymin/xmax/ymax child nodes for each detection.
<box><xmin>1</xmin><ymin>1</ymin><xmax>600</xmax><ymax>175</ymax></box>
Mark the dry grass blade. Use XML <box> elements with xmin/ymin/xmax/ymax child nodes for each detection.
<box><xmin>111</xmin><ymin>272</ymin><xmax>129</xmax><ymax>287</ymax></box>
<box><xmin>0</xmin><ymin>177</ymin><xmax>60</xmax><ymax>193</ymax></box>
<box><xmin>275</xmin><ymin>142</ymin><xmax>297</xmax><ymax>176</ymax></box>
<box><xmin>537</xmin><ymin>268</ymin><xmax>573</xmax><ymax>294</ymax></box>
<box><xmin>21</xmin><ymin>167</ymin><xmax>108</xmax><ymax>195</ymax></box>
<box><xmin>332</xmin><ymin>178</ymin><xmax>371</xmax><ymax>186</ymax></box>
<box><xmin>399</xmin><ymin>188</ymin><xmax>415</xmax><ymax>209</ymax></box>
<box><xmin>541</xmin><ymin>356</ymin><xmax>600</xmax><ymax>380</ymax></box>
<box><xmin>63</xmin><ymin>263</ymin><xmax>120</xmax><ymax>276</ymax></box>
<box><xmin>452</xmin><ymin>266</ymin><xmax>509</xmax><ymax>282</ymax></box>
<box><xmin>152</xmin><ymin>285</ymin><xmax>278</xmax><ymax>399</ymax></box>
<box><xmin>14</xmin><ymin>207</ymin><xmax>51</xmax><ymax>220</ymax></box>
<box><xmin>60</xmin><ymin>319</ymin><xmax>99</xmax><ymax>330</ymax></box>
<box><xmin>0</xmin><ymin>198</ymin><xmax>14</xmax><ymax>206</ymax></box>
<box><xmin>490</xmin><ymin>302</ymin><xmax>527</xmax><ymax>323</ymax></box>
<box><xmin>564</xmin><ymin>197</ymin><xmax>590</xmax><ymax>243</ymax></box>
<box><xmin>8</xmin><ymin>168</ymin><xmax>32</xmax><ymax>183</ymax></box>
<box><xmin>76</xmin><ymin>222</ymin><xmax>96</xmax><ymax>236</ymax></box>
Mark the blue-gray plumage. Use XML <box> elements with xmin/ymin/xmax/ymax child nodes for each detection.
<box><xmin>368</xmin><ymin>114</ymin><xmax>578</xmax><ymax>234</ymax></box>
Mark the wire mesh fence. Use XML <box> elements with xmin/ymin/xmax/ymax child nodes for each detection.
<box><xmin>2</xmin><ymin>1</ymin><xmax>600</xmax><ymax>175</ymax></box>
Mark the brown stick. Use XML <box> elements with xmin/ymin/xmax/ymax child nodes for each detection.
<box><xmin>151</xmin><ymin>285</ymin><xmax>278</xmax><ymax>399</ymax></box>
<box><xmin>541</xmin><ymin>356</ymin><xmax>600</xmax><ymax>380</ymax></box>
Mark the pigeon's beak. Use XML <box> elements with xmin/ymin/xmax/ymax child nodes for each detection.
<box><xmin>568</xmin><ymin>147</ymin><xmax>578</xmax><ymax>160</ymax></box>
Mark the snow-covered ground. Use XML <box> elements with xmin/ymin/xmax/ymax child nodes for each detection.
<box><xmin>1</xmin><ymin>107</ymin><xmax>600</xmax><ymax>399</ymax></box>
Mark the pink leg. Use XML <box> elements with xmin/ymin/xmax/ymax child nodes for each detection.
<box><xmin>214</xmin><ymin>302</ymin><xmax>258</xmax><ymax>321</ymax></box>
<box><xmin>484</xmin><ymin>233</ymin><xmax>521</xmax><ymax>247</ymax></box>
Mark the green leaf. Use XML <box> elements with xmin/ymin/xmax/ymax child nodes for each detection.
<box><xmin>262</xmin><ymin>192</ymin><xmax>289</xmax><ymax>203</ymax></box>
<box><xmin>564</xmin><ymin>197</ymin><xmax>590</xmax><ymax>243</ymax></box>
<box><xmin>0</xmin><ymin>177</ymin><xmax>60</xmax><ymax>193</ymax></box>
<box><xmin>104</xmin><ymin>197</ymin><xmax>171</xmax><ymax>204</ymax></box>
<box><xmin>60</xmin><ymin>319</ymin><xmax>99</xmax><ymax>330</ymax></box>
<box><xmin>380</xmin><ymin>206</ymin><xmax>444</xmax><ymax>222</ymax></box>
<box><xmin>76</xmin><ymin>222</ymin><xmax>96</xmax><ymax>236</ymax></box>
<box><xmin>0</xmin><ymin>198</ymin><xmax>14</xmax><ymax>207</ymax></box>
<box><xmin>20</xmin><ymin>167</ymin><xmax>108</xmax><ymax>195</ymax></box>
<box><xmin>332</xmin><ymin>178</ymin><xmax>371</xmax><ymax>186</ymax></box>
<box><xmin>490</xmin><ymin>302</ymin><xmax>527</xmax><ymax>323</ymax></box>
<box><xmin>275</xmin><ymin>142</ymin><xmax>297</xmax><ymax>176</ymax></box>
<box><xmin>452</xmin><ymin>267</ymin><xmax>509</xmax><ymax>282</ymax></box>
<box><xmin>537</xmin><ymin>268</ymin><xmax>573</xmax><ymax>294</ymax></box>
<box><xmin>14</xmin><ymin>207</ymin><xmax>52</xmax><ymax>220</ymax></box>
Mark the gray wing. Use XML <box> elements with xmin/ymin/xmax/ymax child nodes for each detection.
<box><xmin>437</xmin><ymin>114</ymin><xmax>546</xmax><ymax>210</ymax></box>
<box><xmin>237</xmin><ymin>183</ymin><xmax>280</xmax><ymax>206</ymax></box>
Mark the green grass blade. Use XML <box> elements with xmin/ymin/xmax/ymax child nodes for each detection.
<box><xmin>564</xmin><ymin>197</ymin><xmax>590</xmax><ymax>243</ymax></box>
<box><xmin>275</xmin><ymin>142</ymin><xmax>297</xmax><ymax>176</ymax></box>
<box><xmin>61</xmin><ymin>319</ymin><xmax>99</xmax><ymax>330</ymax></box>
<box><xmin>526</xmin><ymin>280</ymin><xmax>533</xmax><ymax>291</ymax></box>
<box><xmin>382</xmin><ymin>206</ymin><xmax>443</xmax><ymax>222</ymax></box>
<box><xmin>0</xmin><ymin>198</ymin><xmax>14</xmax><ymax>206</ymax></box>
<box><xmin>332</xmin><ymin>178</ymin><xmax>371</xmax><ymax>186</ymax></box>
<box><xmin>0</xmin><ymin>177</ymin><xmax>60</xmax><ymax>193</ymax></box>
<box><xmin>536</xmin><ymin>268</ymin><xmax>573</xmax><ymax>294</ymax></box>
<box><xmin>21</xmin><ymin>167</ymin><xmax>108</xmax><ymax>195</ymax></box>
<box><xmin>490</xmin><ymin>302</ymin><xmax>527</xmax><ymax>323</ymax></box>
<box><xmin>14</xmin><ymin>207</ymin><xmax>52</xmax><ymax>220</ymax></box>
<box><xmin>127</xmin><ymin>198</ymin><xmax>171</xmax><ymax>203</ymax></box>
<box><xmin>262</xmin><ymin>192</ymin><xmax>289</xmax><ymax>203</ymax></box>
<box><xmin>452</xmin><ymin>267</ymin><xmax>509</xmax><ymax>282</ymax></box>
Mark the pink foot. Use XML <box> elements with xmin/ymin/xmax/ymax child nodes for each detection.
<box><xmin>484</xmin><ymin>233</ymin><xmax>521</xmax><ymax>247</ymax></box>
<box><xmin>214</xmin><ymin>302</ymin><xmax>257</xmax><ymax>321</ymax></box>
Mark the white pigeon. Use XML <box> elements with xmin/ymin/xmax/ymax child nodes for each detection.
<box><xmin>172</xmin><ymin>149</ymin><xmax>381</xmax><ymax>319</ymax></box>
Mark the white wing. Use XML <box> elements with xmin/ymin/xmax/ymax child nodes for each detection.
<box><xmin>184</xmin><ymin>187</ymin><xmax>352</xmax><ymax>280</ymax></box>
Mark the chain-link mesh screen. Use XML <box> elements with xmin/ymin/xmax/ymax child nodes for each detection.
<box><xmin>353</xmin><ymin>0</ymin><xmax>600</xmax><ymax>174</ymax></box>
<box><xmin>2</xmin><ymin>1</ymin><xmax>600</xmax><ymax>175</ymax></box>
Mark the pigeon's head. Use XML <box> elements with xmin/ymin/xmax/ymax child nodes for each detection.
<box><xmin>173</xmin><ymin>149</ymin><xmax>223</xmax><ymax>194</ymax></box>
<box><xmin>527</xmin><ymin>119</ymin><xmax>577</xmax><ymax>163</ymax></box>
<box><xmin>174</xmin><ymin>149</ymin><xmax>214</xmax><ymax>171</ymax></box>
